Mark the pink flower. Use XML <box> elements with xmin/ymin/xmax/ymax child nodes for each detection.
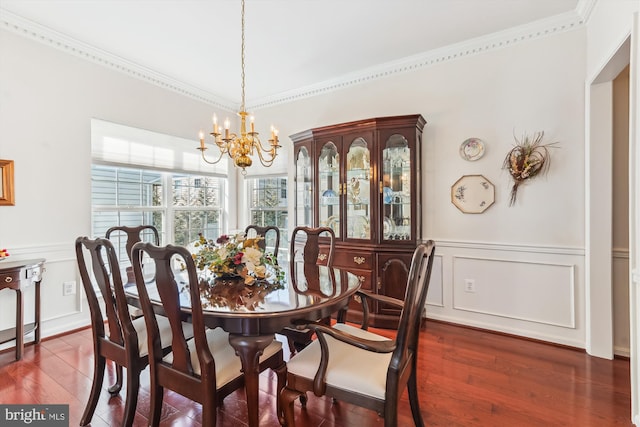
<box><xmin>232</xmin><ymin>252</ymin><xmax>244</xmax><ymax>265</ymax></box>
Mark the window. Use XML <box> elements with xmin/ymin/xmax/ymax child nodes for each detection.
<box><xmin>92</xmin><ymin>165</ymin><xmax>226</xmax><ymax>262</ymax></box>
<box><xmin>247</xmin><ymin>177</ymin><xmax>288</xmax><ymax>259</ymax></box>
<box><xmin>172</xmin><ymin>173</ymin><xmax>224</xmax><ymax>246</ymax></box>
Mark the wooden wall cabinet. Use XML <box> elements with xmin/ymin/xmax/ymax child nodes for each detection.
<box><xmin>290</xmin><ymin>114</ymin><xmax>426</xmax><ymax>328</ymax></box>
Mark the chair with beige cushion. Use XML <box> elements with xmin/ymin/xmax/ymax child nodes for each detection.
<box><xmin>131</xmin><ymin>242</ymin><xmax>286</xmax><ymax>427</ymax></box>
<box><xmin>75</xmin><ymin>236</ymin><xmax>192</xmax><ymax>427</ymax></box>
<box><xmin>280</xmin><ymin>240</ymin><xmax>436</xmax><ymax>427</ymax></box>
<box><xmin>280</xmin><ymin>226</ymin><xmax>336</xmax><ymax>354</ymax></box>
<box><xmin>244</xmin><ymin>224</ymin><xmax>280</xmax><ymax>258</ymax></box>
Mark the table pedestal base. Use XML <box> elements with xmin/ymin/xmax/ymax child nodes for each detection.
<box><xmin>228</xmin><ymin>333</ymin><xmax>276</xmax><ymax>427</ymax></box>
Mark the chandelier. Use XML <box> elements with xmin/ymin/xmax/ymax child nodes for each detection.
<box><xmin>198</xmin><ymin>0</ymin><xmax>280</xmax><ymax>174</ymax></box>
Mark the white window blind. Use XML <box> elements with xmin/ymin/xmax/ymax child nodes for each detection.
<box><xmin>91</xmin><ymin>118</ymin><xmax>228</xmax><ymax>176</ymax></box>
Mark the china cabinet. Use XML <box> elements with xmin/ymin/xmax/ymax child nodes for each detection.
<box><xmin>290</xmin><ymin>114</ymin><xmax>426</xmax><ymax>328</ymax></box>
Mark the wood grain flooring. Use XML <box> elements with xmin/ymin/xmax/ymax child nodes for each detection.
<box><xmin>0</xmin><ymin>321</ymin><xmax>633</xmax><ymax>426</ymax></box>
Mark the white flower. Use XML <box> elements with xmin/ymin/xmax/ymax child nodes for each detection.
<box><xmin>217</xmin><ymin>246</ymin><xmax>229</xmax><ymax>259</ymax></box>
<box><xmin>242</xmin><ymin>247</ymin><xmax>262</xmax><ymax>266</ymax></box>
<box><xmin>254</xmin><ymin>265</ymin><xmax>267</xmax><ymax>278</ymax></box>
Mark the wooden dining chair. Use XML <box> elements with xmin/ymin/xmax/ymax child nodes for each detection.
<box><xmin>75</xmin><ymin>236</ymin><xmax>191</xmax><ymax>427</ymax></box>
<box><xmin>106</xmin><ymin>225</ymin><xmax>160</xmax><ymax>284</ymax></box>
<box><xmin>281</xmin><ymin>226</ymin><xmax>336</xmax><ymax>354</ymax></box>
<box><xmin>280</xmin><ymin>241</ymin><xmax>436</xmax><ymax>427</ymax></box>
<box><xmin>131</xmin><ymin>242</ymin><xmax>286</xmax><ymax>427</ymax></box>
<box><xmin>244</xmin><ymin>224</ymin><xmax>280</xmax><ymax>258</ymax></box>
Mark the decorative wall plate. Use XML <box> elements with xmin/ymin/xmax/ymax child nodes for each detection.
<box><xmin>459</xmin><ymin>138</ymin><xmax>485</xmax><ymax>161</ymax></box>
<box><xmin>451</xmin><ymin>174</ymin><xmax>495</xmax><ymax>213</ymax></box>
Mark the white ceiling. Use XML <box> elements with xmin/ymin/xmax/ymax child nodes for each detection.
<box><xmin>1</xmin><ymin>0</ymin><xmax>585</xmax><ymax>110</ymax></box>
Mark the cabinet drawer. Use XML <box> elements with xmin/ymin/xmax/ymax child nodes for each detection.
<box><xmin>0</xmin><ymin>270</ymin><xmax>21</xmax><ymax>290</ymax></box>
<box><xmin>334</xmin><ymin>251</ymin><xmax>374</xmax><ymax>270</ymax></box>
<box><xmin>341</xmin><ymin>270</ymin><xmax>372</xmax><ymax>291</ymax></box>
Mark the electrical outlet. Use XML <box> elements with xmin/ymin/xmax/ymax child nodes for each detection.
<box><xmin>464</xmin><ymin>279</ymin><xmax>476</xmax><ymax>293</ymax></box>
<box><xmin>63</xmin><ymin>281</ymin><xmax>76</xmax><ymax>296</ymax></box>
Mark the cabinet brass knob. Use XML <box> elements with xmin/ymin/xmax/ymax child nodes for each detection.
<box><xmin>353</xmin><ymin>256</ymin><xmax>365</xmax><ymax>265</ymax></box>
<box><xmin>357</xmin><ymin>276</ymin><xmax>365</xmax><ymax>284</ymax></box>
<box><xmin>317</xmin><ymin>253</ymin><xmax>328</xmax><ymax>261</ymax></box>
<box><xmin>4</xmin><ymin>276</ymin><xmax>12</xmax><ymax>283</ymax></box>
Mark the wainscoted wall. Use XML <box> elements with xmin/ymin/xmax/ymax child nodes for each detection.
<box><xmin>0</xmin><ymin>242</ymin><xmax>89</xmax><ymax>352</ymax></box>
<box><xmin>426</xmin><ymin>240</ymin><xmax>586</xmax><ymax>349</ymax></box>
<box><xmin>613</xmin><ymin>248</ymin><xmax>630</xmax><ymax>357</ymax></box>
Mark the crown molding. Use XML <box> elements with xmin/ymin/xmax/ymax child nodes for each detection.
<box><xmin>1</xmin><ymin>3</ymin><xmax>589</xmax><ymax>112</ymax></box>
<box><xmin>0</xmin><ymin>9</ymin><xmax>238</xmax><ymax>112</ymax></box>
<box><xmin>575</xmin><ymin>0</ymin><xmax>598</xmax><ymax>24</ymax></box>
<box><xmin>248</xmin><ymin>5</ymin><xmax>588</xmax><ymax>109</ymax></box>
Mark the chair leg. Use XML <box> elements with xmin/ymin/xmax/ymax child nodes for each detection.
<box><xmin>148</xmin><ymin>384</ymin><xmax>164</xmax><ymax>427</ymax></box>
<box><xmin>80</xmin><ymin>355</ymin><xmax>106</xmax><ymax>426</ymax></box>
<box><xmin>201</xmin><ymin>407</ymin><xmax>216</xmax><ymax>427</ymax></box>
<box><xmin>201</xmin><ymin>391</ymin><xmax>217</xmax><ymax>427</ymax></box>
<box><xmin>408</xmin><ymin>369</ymin><xmax>425</xmax><ymax>427</ymax></box>
<box><xmin>122</xmin><ymin>368</ymin><xmax>140</xmax><ymax>427</ymax></box>
<box><xmin>108</xmin><ymin>363</ymin><xmax>124</xmax><ymax>395</ymax></box>
<box><xmin>274</xmin><ymin>361</ymin><xmax>287</xmax><ymax>421</ymax></box>
<box><xmin>286</xmin><ymin>336</ymin><xmax>297</xmax><ymax>357</ymax></box>
<box><xmin>280</xmin><ymin>387</ymin><xmax>302</xmax><ymax>426</ymax></box>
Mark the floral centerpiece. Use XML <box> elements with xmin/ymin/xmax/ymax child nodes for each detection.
<box><xmin>189</xmin><ymin>233</ymin><xmax>285</xmax><ymax>311</ymax></box>
<box><xmin>0</xmin><ymin>248</ymin><xmax>9</xmax><ymax>260</ymax></box>
<box><xmin>191</xmin><ymin>233</ymin><xmax>284</xmax><ymax>286</ymax></box>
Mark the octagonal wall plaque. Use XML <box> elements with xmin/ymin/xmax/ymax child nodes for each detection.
<box><xmin>451</xmin><ymin>174</ymin><xmax>495</xmax><ymax>214</ymax></box>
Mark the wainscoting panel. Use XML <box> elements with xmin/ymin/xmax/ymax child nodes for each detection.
<box><xmin>425</xmin><ymin>240</ymin><xmax>585</xmax><ymax>349</ymax></box>
<box><xmin>452</xmin><ymin>256</ymin><xmax>575</xmax><ymax>328</ymax></box>
<box><xmin>426</xmin><ymin>255</ymin><xmax>444</xmax><ymax>307</ymax></box>
<box><xmin>612</xmin><ymin>248</ymin><xmax>630</xmax><ymax>356</ymax></box>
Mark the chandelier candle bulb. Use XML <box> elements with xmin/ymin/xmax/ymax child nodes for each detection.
<box><xmin>199</xmin><ymin>131</ymin><xmax>205</xmax><ymax>149</ymax></box>
<box><xmin>212</xmin><ymin>114</ymin><xmax>219</xmax><ymax>134</ymax></box>
<box><xmin>250</xmin><ymin>116</ymin><xmax>255</xmax><ymax>133</ymax></box>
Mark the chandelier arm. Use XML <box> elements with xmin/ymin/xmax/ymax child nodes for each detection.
<box><xmin>200</xmin><ymin>144</ymin><xmax>228</xmax><ymax>165</ymax></box>
<box><xmin>252</xmin><ymin>138</ymin><xmax>278</xmax><ymax>166</ymax></box>
<box><xmin>251</xmin><ymin>135</ymin><xmax>280</xmax><ymax>159</ymax></box>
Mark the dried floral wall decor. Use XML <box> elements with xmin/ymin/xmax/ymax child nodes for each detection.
<box><xmin>503</xmin><ymin>131</ymin><xmax>557</xmax><ymax>206</ymax></box>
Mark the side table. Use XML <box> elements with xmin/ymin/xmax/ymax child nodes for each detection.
<box><xmin>0</xmin><ymin>258</ymin><xmax>45</xmax><ymax>360</ymax></box>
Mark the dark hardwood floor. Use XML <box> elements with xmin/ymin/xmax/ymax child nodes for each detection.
<box><xmin>0</xmin><ymin>321</ymin><xmax>633</xmax><ymax>426</ymax></box>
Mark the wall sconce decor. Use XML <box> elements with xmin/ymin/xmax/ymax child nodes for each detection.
<box><xmin>503</xmin><ymin>131</ymin><xmax>557</xmax><ymax>206</ymax></box>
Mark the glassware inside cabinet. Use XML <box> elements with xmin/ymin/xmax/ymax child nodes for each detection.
<box><xmin>382</xmin><ymin>134</ymin><xmax>411</xmax><ymax>241</ymax></box>
<box><xmin>345</xmin><ymin>137</ymin><xmax>371</xmax><ymax>239</ymax></box>
<box><xmin>295</xmin><ymin>147</ymin><xmax>312</xmax><ymax>226</ymax></box>
<box><xmin>318</xmin><ymin>141</ymin><xmax>340</xmax><ymax>237</ymax></box>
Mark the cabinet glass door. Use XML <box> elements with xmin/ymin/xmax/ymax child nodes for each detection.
<box><xmin>295</xmin><ymin>146</ymin><xmax>312</xmax><ymax>227</ymax></box>
<box><xmin>345</xmin><ymin>137</ymin><xmax>371</xmax><ymax>240</ymax></box>
<box><xmin>318</xmin><ymin>141</ymin><xmax>340</xmax><ymax>237</ymax></box>
<box><xmin>381</xmin><ymin>134</ymin><xmax>411</xmax><ymax>241</ymax></box>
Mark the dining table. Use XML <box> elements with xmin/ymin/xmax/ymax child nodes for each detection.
<box><xmin>125</xmin><ymin>264</ymin><xmax>361</xmax><ymax>427</ymax></box>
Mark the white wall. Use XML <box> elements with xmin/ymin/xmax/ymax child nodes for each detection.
<box><xmin>0</xmin><ymin>29</ymin><xmax>217</xmax><ymax>337</ymax></box>
<box><xmin>260</xmin><ymin>28</ymin><xmax>588</xmax><ymax>348</ymax></box>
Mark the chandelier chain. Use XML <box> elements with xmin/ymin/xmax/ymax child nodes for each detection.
<box><xmin>240</xmin><ymin>0</ymin><xmax>246</xmax><ymax>113</ymax></box>
<box><xmin>197</xmin><ymin>0</ymin><xmax>280</xmax><ymax>174</ymax></box>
